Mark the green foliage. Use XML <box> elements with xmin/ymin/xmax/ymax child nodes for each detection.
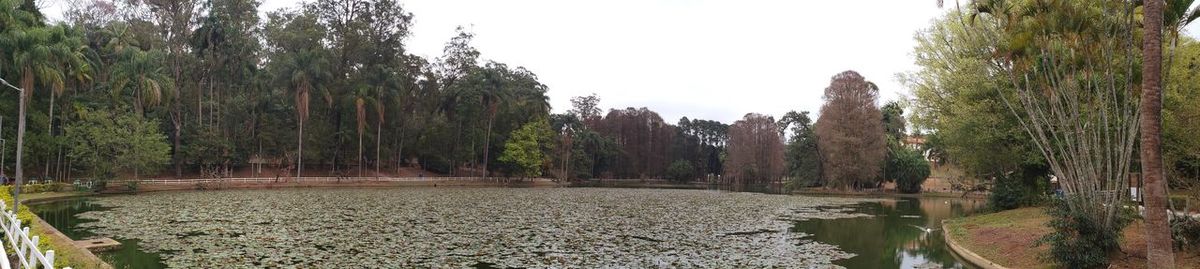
<box><xmin>498</xmin><ymin>118</ymin><xmax>552</xmax><ymax>178</ymax></box>
<box><xmin>665</xmin><ymin>160</ymin><xmax>697</xmax><ymax>182</ymax></box>
<box><xmin>1164</xmin><ymin>39</ymin><xmax>1200</xmax><ymax>186</ymax></box>
<box><xmin>781</xmin><ymin>111</ymin><xmax>820</xmax><ymax>189</ymax></box>
<box><xmin>886</xmin><ymin>147</ymin><xmax>930</xmax><ymax>194</ymax></box>
<box><xmin>64</xmin><ymin>107</ymin><xmax>171</xmax><ymax>178</ymax></box>
<box><xmin>902</xmin><ymin>11</ymin><xmax>1046</xmax><ymax>179</ymax></box>
<box><xmin>1171</xmin><ymin>216</ymin><xmax>1200</xmax><ymax>250</ymax></box>
<box><xmin>988</xmin><ymin>177</ymin><xmax>1025</xmax><ymax>211</ymax></box>
<box><xmin>18</xmin><ymin>183</ymin><xmax>69</xmax><ymax>194</ymax></box>
<box><xmin>1036</xmin><ymin>197</ymin><xmax>1131</xmax><ymax>269</ymax></box>
<box><xmin>880</xmin><ymin>101</ymin><xmax>906</xmax><ymax>140</ymax></box>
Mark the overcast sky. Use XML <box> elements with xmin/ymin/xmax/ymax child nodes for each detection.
<box><xmin>40</xmin><ymin>0</ymin><xmax>1200</xmax><ymax>124</ymax></box>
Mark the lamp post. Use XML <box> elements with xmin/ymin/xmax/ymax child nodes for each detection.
<box><xmin>1</xmin><ymin>78</ymin><xmax>26</xmax><ymax>212</ymax></box>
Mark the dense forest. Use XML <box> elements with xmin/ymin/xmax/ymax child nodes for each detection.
<box><xmin>5</xmin><ymin>0</ymin><xmax>1195</xmax><ymax>196</ymax></box>
<box><xmin>1</xmin><ymin>0</ymin><xmax>863</xmax><ymax>185</ymax></box>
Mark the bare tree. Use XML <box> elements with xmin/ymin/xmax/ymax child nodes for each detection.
<box><xmin>597</xmin><ymin>107</ymin><xmax>675</xmax><ymax>179</ymax></box>
<box><xmin>815</xmin><ymin>71</ymin><xmax>886</xmax><ymax>190</ymax></box>
<box><xmin>724</xmin><ymin>113</ymin><xmax>785</xmax><ymax>186</ymax></box>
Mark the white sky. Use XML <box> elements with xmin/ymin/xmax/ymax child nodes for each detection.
<box><xmin>39</xmin><ymin>0</ymin><xmax>1200</xmax><ymax>124</ymax></box>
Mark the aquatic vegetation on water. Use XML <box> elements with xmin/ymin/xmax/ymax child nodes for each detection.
<box><xmin>77</xmin><ymin>188</ymin><xmax>872</xmax><ymax>268</ymax></box>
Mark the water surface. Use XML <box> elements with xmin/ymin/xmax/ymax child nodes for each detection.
<box><xmin>32</xmin><ymin>190</ymin><xmax>983</xmax><ymax>268</ymax></box>
<box><xmin>793</xmin><ymin>196</ymin><xmax>985</xmax><ymax>268</ymax></box>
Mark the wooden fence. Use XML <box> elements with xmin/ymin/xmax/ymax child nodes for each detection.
<box><xmin>0</xmin><ymin>200</ymin><xmax>67</xmax><ymax>269</ymax></box>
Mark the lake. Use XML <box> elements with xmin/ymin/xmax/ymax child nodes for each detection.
<box><xmin>31</xmin><ymin>188</ymin><xmax>983</xmax><ymax>268</ymax></box>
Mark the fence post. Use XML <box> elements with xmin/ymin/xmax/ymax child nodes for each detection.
<box><xmin>28</xmin><ymin>235</ymin><xmax>39</xmax><ymax>268</ymax></box>
<box><xmin>46</xmin><ymin>249</ymin><xmax>55</xmax><ymax>268</ymax></box>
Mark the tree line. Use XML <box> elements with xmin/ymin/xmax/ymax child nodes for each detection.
<box><xmin>1</xmin><ymin>0</ymin><xmax>926</xmax><ymax>190</ymax></box>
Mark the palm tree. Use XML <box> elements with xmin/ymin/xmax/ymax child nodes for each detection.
<box><xmin>475</xmin><ymin>64</ymin><xmax>512</xmax><ymax>180</ymax></box>
<box><xmin>110</xmin><ymin>48</ymin><xmax>174</xmax><ymax>116</ymax></box>
<box><xmin>0</xmin><ymin>23</ymin><xmax>76</xmax><ymax>208</ymax></box>
<box><xmin>1141</xmin><ymin>1</ymin><xmax>1200</xmax><ymax>267</ymax></box>
<box><xmin>280</xmin><ymin>49</ymin><xmax>331</xmax><ymax>179</ymax></box>
<box><xmin>1140</xmin><ymin>0</ymin><xmax>1173</xmax><ymax>267</ymax></box>
<box><xmin>345</xmin><ymin>86</ymin><xmax>375</xmax><ymax>177</ymax></box>
<box><xmin>44</xmin><ymin>24</ymin><xmax>91</xmax><ymax>178</ymax></box>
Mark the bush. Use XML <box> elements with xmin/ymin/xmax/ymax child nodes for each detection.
<box><xmin>1037</xmin><ymin>197</ymin><xmax>1130</xmax><ymax>268</ymax></box>
<box><xmin>15</xmin><ymin>183</ymin><xmax>71</xmax><ymax>194</ymax></box>
<box><xmin>989</xmin><ymin>177</ymin><xmax>1025</xmax><ymax>211</ymax></box>
<box><xmin>664</xmin><ymin>160</ymin><xmax>697</xmax><ymax>182</ymax></box>
<box><xmin>1172</xmin><ymin>215</ymin><xmax>1200</xmax><ymax>250</ymax></box>
<box><xmin>988</xmin><ymin>172</ymin><xmax>1050</xmax><ymax>211</ymax></box>
<box><xmin>887</xmin><ymin>148</ymin><xmax>930</xmax><ymax>193</ymax></box>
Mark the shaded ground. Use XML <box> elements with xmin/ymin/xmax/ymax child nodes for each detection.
<box><xmin>945</xmin><ymin>207</ymin><xmax>1200</xmax><ymax>269</ymax></box>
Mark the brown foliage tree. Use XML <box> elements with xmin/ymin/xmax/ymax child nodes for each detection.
<box><xmin>815</xmin><ymin>71</ymin><xmax>886</xmax><ymax>190</ymax></box>
<box><xmin>596</xmin><ymin>107</ymin><xmax>675</xmax><ymax>179</ymax></box>
<box><xmin>724</xmin><ymin>113</ymin><xmax>785</xmax><ymax>186</ymax></box>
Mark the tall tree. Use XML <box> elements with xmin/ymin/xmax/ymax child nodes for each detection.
<box><xmin>902</xmin><ymin>10</ymin><xmax>1045</xmax><ymax>181</ymax></box>
<box><xmin>724</xmin><ymin>113</ymin><xmax>785</xmax><ymax>186</ymax></box>
<box><xmin>780</xmin><ymin>110</ymin><xmax>820</xmax><ymax>188</ymax></box>
<box><xmin>1</xmin><ymin>23</ymin><xmax>81</xmax><ymax>193</ymax></box>
<box><xmin>265</xmin><ymin>9</ymin><xmax>330</xmax><ymax>178</ymax></box>
<box><xmin>815</xmin><ymin>71</ymin><xmax>886</xmax><ymax>190</ymax></box>
<box><xmin>346</xmin><ymin>86</ymin><xmax>374</xmax><ymax>176</ymax></box>
<box><xmin>1140</xmin><ymin>0</ymin><xmax>1173</xmax><ymax>266</ymax></box>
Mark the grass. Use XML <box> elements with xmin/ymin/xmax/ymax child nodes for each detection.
<box><xmin>946</xmin><ymin>207</ymin><xmax>1200</xmax><ymax>269</ymax></box>
<box><xmin>944</xmin><ymin>207</ymin><xmax>1052</xmax><ymax>269</ymax></box>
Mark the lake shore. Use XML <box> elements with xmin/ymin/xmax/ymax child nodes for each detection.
<box><xmin>944</xmin><ymin>207</ymin><xmax>1200</xmax><ymax>269</ymax></box>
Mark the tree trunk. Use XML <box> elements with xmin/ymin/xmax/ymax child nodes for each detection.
<box><xmin>44</xmin><ymin>91</ymin><xmax>54</xmax><ymax>178</ymax></box>
<box><xmin>482</xmin><ymin>114</ymin><xmax>495</xmax><ymax>180</ymax></box>
<box><xmin>297</xmin><ymin>119</ymin><xmax>304</xmax><ymax>180</ymax></box>
<box><xmin>1140</xmin><ymin>0</ymin><xmax>1175</xmax><ymax>267</ymax></box>
<box><xmin>174</xmin><ymin>121</ymin><xmax>182</xmax><ymax>177</ymax></box>
<box><xmin>358</xmin><ymin>127</ymin><xmax>363</xmax><ymax>177</ymax></box>
<box><xmin>375</xmin><ymin>120</ymin><xmax>381</xmax><ymax>177</ymax></box>
<box><xmin>14</xmin><ymin>89</ymin><xmax>27</xmax><ymax>209</ymax></box>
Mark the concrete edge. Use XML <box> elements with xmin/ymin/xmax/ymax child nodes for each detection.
<box><xmin>942</xmin><ymin>220</ymin><xmax>1012</xmax><ymax>269</ymax></box>
<box><xmin>32</xmin><ymin>217</ymin><xmax>114</xmax><ymax>269</ymax></box>
<box><xmin>25</xmin><ymin>193</ymin><xmax>114</xmax><ymax>269</ymax></box>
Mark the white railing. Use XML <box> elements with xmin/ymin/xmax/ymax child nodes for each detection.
<box><xmin>0</xmin><ymin>200</ymin><xmax>68</xmax><ymax>269</ymax></box>
<box><xmin>102</xmin><ymin>176</ymin><xmax>545</xmax><ymax>185</ymax></box>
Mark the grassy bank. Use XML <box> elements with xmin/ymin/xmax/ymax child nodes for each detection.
<box><xmin>792</xmin><ymin>188</ymin><xmax>987</xmax><ymax>199</ymax></box>
<box><xmin>945</xmin><ymin>207</ymin><xmax>1200</xmax><ymax>269</ymax></box>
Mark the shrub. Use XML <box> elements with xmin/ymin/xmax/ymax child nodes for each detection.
<box><xmin>887</xmin><ymin>147</ymin><xmax>930</xmax><ymax>193</ymax></box>
<box><xmin>665</xmin><ymin>160</ymin><xmax>697</xmax><ymax>182</ymax></box>
<box><xmin>989</xmin><ymin>177</ymin><xmax>1025</xmax><ymax>211</ymax></box>
<box><xmin>126</xmin><ymin>181</ymin><xmax>140</xmax><ymax>192</ymax></box>
<box><xmin>1037</xmin><ymin>197</ymin><xmax>1130</xmax><ymax>268</ymax></box>
<box><xmin>15</xmin><ymin>183</ymin><xmax>71</xmax><ymax>194</ymax></box>
<box><xmin>988</xmin><ymin>172</ymin><xmax>1050</xmax><ymax>211</ymax></box>
<box><xmin>1172</xmin><ymin>215</ymin><xmax>1200</xmax><ymax>250</ymax></box>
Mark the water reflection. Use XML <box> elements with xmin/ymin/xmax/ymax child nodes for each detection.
<box><xmin>31</xmin><ymin>199</ymin><xmax>168</xmax><ymax>269</ymax></box>
<box><xmin>792</xmin><ymin>196</ymin><xmax>985</xmax><ymax>269</ymax></box>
